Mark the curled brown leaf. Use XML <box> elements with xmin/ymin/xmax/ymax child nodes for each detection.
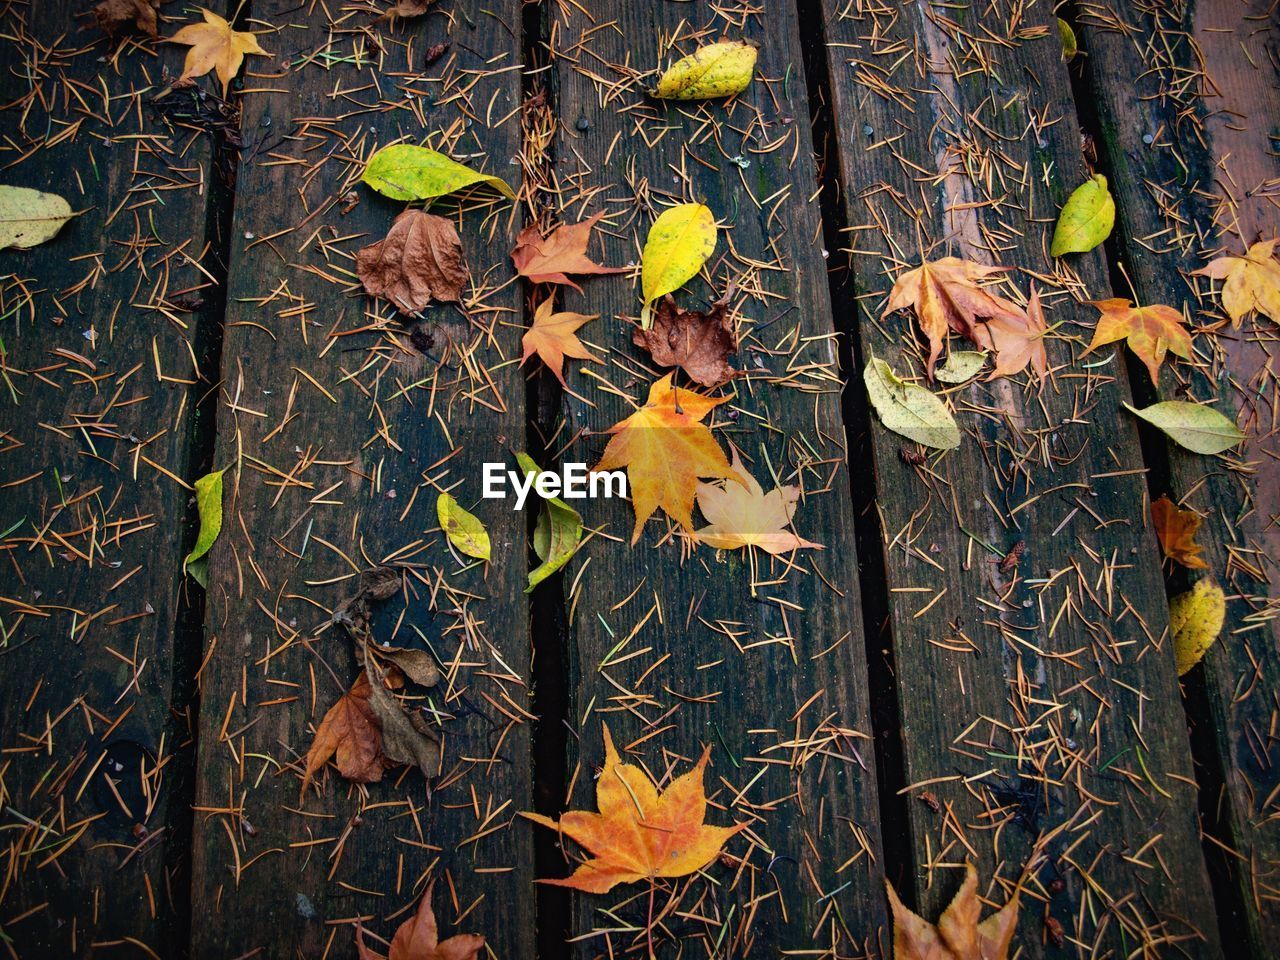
<box><xmin>632</xmin><ymin>292</ymin><xmax>737</xmax><ymax>388</ymax></box>
<box><xmin>357</xmin><ymin>209</ymin><xmax>468</xmax><ymax>314</ymax></box>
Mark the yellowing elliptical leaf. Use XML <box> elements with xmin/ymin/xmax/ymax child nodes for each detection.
<box><xmin>864</xmin><ymin>357</ymin><xmax>960</xmax><ymax>450</ymax></box>
<box><xmin>184</xmin><ymin>467</ymin><xmax>226</xmax><ymax>586</ymax></box>
<box><xmin>436</xmin><ymin>493</ymin><xmax>491</xmax><ymax>560</ymax></box>
<box><xmin>516</xmin><ymin>452</ymin><xmax>583</xmax><ymax>592</ymax></box>
<box><xmin>1123</xmin><ymin>400</ymin><xmax>1245</xmax><ymax>455</ymax></box>
<box><xmin>362</xmin><ymin>143</ymin><xmax>515</xmax><ymax>203</ymax></box>
<box><xmin>1170</xmin><ymin>578</ymin><xmax>1225</xmax><ymax>675</ymax></box>
<box><xmin>654</xmin><ymin>41</ymin><xmax>757</xmax><ymax>100</ymax></box>
<box><xmin>0</xmin><ymin>185</ymin><xmax>74</xmax><ymax>249</ymax></box>
<box><xmin>1050</xmin><ymin>174</ymin><xmax>1114</xmax><ymax>256</ymax></box>
<box><xmin>640</xmin><ymin>204</ymin><xmax>716</xmax><ymax>329</ymax></box>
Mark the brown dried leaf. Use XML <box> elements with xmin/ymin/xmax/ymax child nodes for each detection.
<box><xmin>389</xmin><ymin>0</ymin><xmax>436</xmax><ymax>18</ymax></box>
<box><xmin>511</xmin><ymin>211</ymin><xmax>626</xmax><ymax>291</ymax></box>
<box><xmin>363</xmin><ymin>645</ymin><xmax>441</xmax><ymax>780</ymax></box>
<box><xmin>356</xmin><ymin>883</ymin><xmax>485</xmax><ymax>960</ymax></box>
<box><xmin>632</xmin><ymin>292</ymin><xmax>737</xmax><ymax>388</ymax></box>
<box><xmin>886</xmin><ymin>863</ymin><xmax>1020</xmax><ymax>960</ymax></box>
<box><xmin>370</xmin><ymin>645</ymin><xmax>441</xmax><ymax>688</ymax></box>
<box><xmin>94</xmin><ymin>0</ymin><xmax>161</xmax><ymax>37</ymax></box>
<box><xmin>357</xmin><ymin>210</ymin><xmax>468</xmax><ymax>314</ymax></box>
<box><xmin>302</xmin><ymin>672</ymin><xmax>390</xmax><ymax>791</ymax></box>
<box><xmin>1152</xmin><ymin>495</ymin><xmax>1209</xmax><ymax>570</ymax></box>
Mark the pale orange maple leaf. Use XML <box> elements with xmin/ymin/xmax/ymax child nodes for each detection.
<box><xmin>1193</xmin><ymin>238</ymin><xmax>1280</xmax><ymax>326</ymax></box>
<box><xmin>520</xmin><ymin>298</ymin><xmax>600</xmax><ymax>387</ymax></box>
<box><xmin>595</xmin><ymin>373</ymin><xmax>738</xmax><ymax>543</ymax></box>
<box><xmin>695</xmin><ymin>450</ymin><xmax>821</xmax><ymax>554</ymax></box>
<box><xmin>886</xmin><ymin>863</ymin><xmax>1020</xmax><ymax>960</ymax></box>
<box><xmin>511</xmin><ymin>211</ymin><xmax>627</xmax><ymax>291</ymax></box>
<box><xmin>522</xmin><ymin>725</ymin><xmax>746</xmax><ymax>894</ymax></box>
<box><xmin>979</xmin><ymin>283</ymin><xmax>1048</xmax><ymax>383</ymax></box>
<box><xmin>1083</xmin><ymin>298</ymin><xmax>1192</xmax><ymax>382</ymax></box>
<box><xmin>355</xmin><ymin>882</ymin><xmax>484</xmax><ymax>960</ymax></box>
<box><xmin>169</xmin><ymin>8</ymin><xmax>270</xmax><ymax>96</ymax></box>
<box><xmin>1151</xmin><ymin>495</ymin><xmax>1209</xmax><ymax>570</ymax></box>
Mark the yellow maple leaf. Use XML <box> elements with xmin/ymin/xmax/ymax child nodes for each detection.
<box><xmin>1084</xmin><ymin>298</ymin><xmax>1192</xmax><ymax>382</ymax></box>
<box><xmin>1193</xmin><ymin>238</ymin><xmax>1280</xmax><ymax>325</ymax></box>
<box><xmin>520</xmin><ymin>298</ymin><xmax>600</xmax><ymax>387</ymax></box>
<box><xmin>170</xmin><ymin>9</ymin><xmax>270</xmax><ymax>97</ymax></box>
<box><xmin>595</xmin><ymin>373</ymin><xmax>738</xmax><ymax>543</ymax></box>
<box><xmin>695</xmin><ymin>451</ymin><xmax>821</xmax><ymax>554</ymax></box>
<box><xmin>886</xmin><ymin>863</ymin><xmax>1020</xmax><ymax>960</ymax></box>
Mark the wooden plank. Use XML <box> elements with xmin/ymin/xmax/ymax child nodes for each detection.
<box><xmin>544</xmin><ymin>4</ymin><xmax>888</xmax><ymax>956</ymax></box>
<box><xmin>0</xmin><ymin>6</ymin><xmax>227</xmax><ymax>955</ymax></box>
<box><xmin>814</xmin><ymin>1</ymin><xmax>1223</xmax><ymax>954</ymax></box>
<box><xmin>187</xmin><ymin>3</ymin><xmax>535</xmax><ymax>957</ymax></box>
<box><xmin>1076</xmin><ymin>2</ymin><xmax>1280</xmax><ymax>952</ymax></box>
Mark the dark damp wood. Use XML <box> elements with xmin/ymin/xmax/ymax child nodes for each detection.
<box><xmin>1078</xmin><ymin>2</ymin><xmax>1280</xmax><ymax>954</ymax></box>
<box><xmin>815</xmin><ymin>1</ymin><xmax>1222</xmax><ymax>956</ymax></box>
<box><xmin>0</xmin><ymin>5</ymin><xmax>227</xmax><ymax>956</ymax></box>
<box><xmin>545</xmin><ymin>4</ymin><xmax>888</xmax><ymax>956</ymax></box>
<box><xmin>186</xmin><ymin>3</ymin><xmax>535</xmax><ymax>958</ymax></box>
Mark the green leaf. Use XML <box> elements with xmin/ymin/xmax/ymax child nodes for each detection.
<box><xmin>1057</xmin><ymin>18</ymin><xmax>1078</xmax><ymax>61</ymax></box>
<box><xmin>935</xmin><ymin>350</ymin><xmax>987</xmax><ymax>384</ymax></box>
<box><xmin>436</xmin><ymin>492</ymin><xmax>491</xmax><ymax>560</ymax></box>
<box><xmin>0</xmin><ymin>185</ymin><xmax>74</xmax><ymax>250</ymax></box>
<box><xmin>640</xmin><ymin>203</ymin><xmax>716</xmax><ymax>329</ymax></box>
<box><xmin>1123</xmin><ymin>400</ymin><xmax>1246</xmax><ymax>454</ymax></box>
<box><xmin>516</xmin><ymin>452</ymin><xmax>583</xmax><ymax>592</ymax></box>
<box><xmin>864</xmin><ymin>357</ymin><xmax>961</xmax><ymax>450</ymax></box>
<box><xmin>654</xmin><ymin>41</ymin><xmax>758</xmax><ymax>100</ymax></box>
<box><xmin>1050</xmin><ymin>174</ymin><xmax>1114</xmax><ymax>256</ymax></box>
<box><xmin>1170</xmin><ymin>578</ymin><xmax>1225</xmax><ymax>675</ymax></box>
<box><xmin>184</xmin><ymin>468</ymin><xmax>226</xmax><ymax>576</ymax></box>
<box><xmin>362</xmin><ymin>144</ymin><xmax>515</xmax><ymax>203</ymax></box>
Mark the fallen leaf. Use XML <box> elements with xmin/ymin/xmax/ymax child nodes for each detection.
<box><xmin>1171</xmin><ymin>578</ymin><xmax>1226</xmax><ymax>675</ymax></box>
<box><xmin>1084</xmin><ymin>298</ymin><xmax>1192</xmax><ymax>382</ymax></box>
<box><xmin>982</xmin><ymin>283</ymin><xmax>1047</xmax><ymax>382</ymax></box>
<box><xmin>934</xmin><ymin>351</ymin><xmax>987</xmax><ymax>384</ymax></box>
<box><xmin>362</xmin><ymin>143</ymin><xmax>514</xmax><ymax>203</ymax></box>
<box><xmin>1151</xmin><ymin>495</ymin><xmax>1209</xmax><ymax>570</ymax></box>
<box><xmin>356</xmin><ymin>882</ymin><xmax>484</xmax><ymax>960</ymax></box>
<box><xmin>640</xmin><ymin>204</ymin><xmax>717</xmax><ymax>329</ymax></box>
<box><xmin>370</xmin><ymin>644</ymin><xmax>440</xmax><ymax>688</ymax></box>
<box><xmin>633</xmin><ymin>292</ymin><xmax>737</xmax><ymax>388</ymax></box>
<box><xmin>332</xmin><ymin>567</ymin><xmax>403</xmax><ymax>645</ymax></box>
<box><xmin>94</xmin><ymin>0</ymin><xmax>161</xmax><ymax>37</ymax></box>
<box><xmin>885</xmin><ymin>863</ymin><xmax>1020</xmax><ymax>960</ymax></box>
<box><xmin>357</xmin><ymin>210</ymin><xmax>467</xmax><ymax>314</ymax></box>
<box><xmin>864</xmin><ymin>357</ymin><xmax>961</xmax><ymax>450</ymax></box>
<box><xmin>184</xmin><ymin>467</ymin><xmax>226</xmax><ymax>585</ymax></box>
<box><xmin>520</xmin><ymin>299</ymin><xmax>600</xmax><ymax>387</ymax></box>
<box><xmin>388</xmin><ymin>0</ymin><xmax>436</xmax><ymax>18</ymax></box>
<box><xmin>1050</xmin><ymin>173</ymin><xmax>1114</xmax><ymax>256</ymax></box>
<box><xmin>695</xmin><ymin>451</ymin><xmax>820</xmax><ymax>554</ymax></box>
<box><xmin>517</xmin><ymin>452</ymin><xmax>583</xmax><ymax>592</ymax></box>
<box><xmin>1058</xmin><ymin>17</ymin><xmax>1078</xmax><ymax>60</ymax></box>
<box><xmin>595</xmin><ymin>373</ymin><xmax>738</xmax><ymax>542</ymax></box>
<box><xmin>511</xmin><ymin>212</ymin><xmax>627</xmax><ymax>291</ymax></box>
<box><xmin>883</xmin><ymin>257</ymin><xmax>1025</xmax><ymax>378</ymax></box>
<box><xmin>363</xmin><ymin>644</ymin><xmax>441</xmax><ymax>780</ymax></box>
<box><xmin>522</xmin><ymin>725</ymin><xmax>745</xmax><ymax>893</ymax></box>
<box><xmin>436</xmin><ymin>493</ymin><xmax>490</xmax><ymax>560</ymax></box>
<box><xmin>303</xmin><ymin>672</ymin><xmax>389</xmax><ymax>791</ymax></box>
<box><xmin>1193</xmin><ymin>238</ymin><xmax>1280</xmax><ymax>325</ymax></box>
<box><xmin>1123</xmin><ymin>400</ymin><xmax>1245</xmax><ymax>455</ymax></box>
<box><xmin>169</xmin><ymin>8</ymin><xmax>269</xmax><ymax>97</ymax></box>
<box><xmin>0</xmin><ymin>185</ymin><xmax>74</xmax><ymax>250</ymax></box>
<box><xmin>654</xmin><ymin>40</ymin><xmax>758</xmax><ymax>100</ymax></box>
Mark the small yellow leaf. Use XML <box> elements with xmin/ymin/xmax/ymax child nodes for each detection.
<box><xmin>640</xmin><ymin>204</ymin><xmax>716</xmax><ymax>329</ymax></box>
<box><xmin>436</xmin><ymin>493</ymin><xmax>490</xmax><ymax>560</ymax></box>
<box><xmin>1171</xmin><ymin>578</ymin><xmax>1225</xmax><ymax>675</ymax></box>
<box><xmin>654</xmin><ymin>41</ymin><xmax>758</xmax><ymax>100</ymax></box>
<box><xmin>169</xmin><ymin>8</ymin><xmax>269</xmax><ymax>97</ymax></box>
<box><xmin>1058</xmin><ymin>18</ymin><xmax>1078</xmax><ymax>61</ymax></box>
<box><xmin>1050</xmin><ymin>174</ymin><xmax>1114</xmax><ymax>256</ymax></box>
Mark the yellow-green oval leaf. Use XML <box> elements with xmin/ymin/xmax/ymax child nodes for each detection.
<box><xmin>1123</xmin><ymin>400</ymin><xmax>1246</xmax><ymax>455</ymax></box>
<box><xmin>864</xmin><ymin>357</ymin><xmax>961</xmax><ymax>450</ymax></box>
<box><xmin>516</xmin><ymin>452</ymin><xmax>583</xmax><ymax>591</ymax></box>
<box><xmin>1170</xmin><ymin>578</ymin><xmax>1225</xmax><ymax>675</ymax></box>
<box><xmin>640</xmin><ymin>203</ymin><xmax>716</xmax><ymax>328</ymax></box>
<box><xmin>1058</xmin><ymin>18</ymin><xmax>1078</xmax><ymax>61</ymax></box>
<box><xmin>436</xmin><ymin>492</ymin><xmax>491</xmax><ymax>560</ymax></box>
<box><xmin>0</xmin><ymin>185</ymin><xmax>74</xmax><ymax>250</ymax></box>
<box><xmin>1050</xmin><ymin>174</ymin><xmax>1114</xmax><ymax>256</ymax></box>
<box><xmin>654</xmin><ymin>40</ymin><xmax>758</xmax><ymax>100</ymax></box>
<box><xmin>184</xmin><ymin>468</ymin><xmax>226</xmax><ymax>579</ymax></box>
<box><xmin>935</xmin><ymin>350</ymin><xmax>987</xmax><ymax>384</ymax></box>
<box><xmin>362</xmin><ymin>144</ymin><xmax>515</xmax><ymax>203</ymax></box>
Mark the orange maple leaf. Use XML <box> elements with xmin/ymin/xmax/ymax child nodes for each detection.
<box><xmin>169</xmin><ymin>8</ymin><xmax>270</xmax><ymax>96</ymax></box>
<box><xmin>595</xmin><ymin>374</ymin><xmax>738</xmax><ymax>543</ymax></box>
<box><xmin>695</xmin><ymin>450</ymin><xmax>821</xmax><ymax>554</ymax></box>
<box><xmin>522</xmin><ymin>725</ymin><xmax>746</xmax><ymax>894</ymax></box>
<box><xmin>1151</xmin><ymin>495</ymin><xmax>1209</xmax><ymax>570</ymax></box>
<box><xmin>355</xmin><ymin>882</ymin><xmax>484</xmax><ymax>960</ymax></box>
<box><xmin>981</xmin><ymin>283</ymin><xmax>1048</xmax><ymax>382</ymax></box>
<box><xmin>302</xmin><ymin>671</ymin><xmax>390</xmax><ymax>791</ymax></box>
<box><xmin>884</xmin><ymin>257</ymin><xmax>1026</xmax><ymax>378</ymax></box>
<box><xmin>520</xmin><ymin>298</ymin><xmax>600</xmax><ymax>387</ymax></box>
<box><xmin>1193</xmin><ymin>238</ymin><xmax>1280</xmax><ymax>326</ymax></box>
<box><xmin>511</xmin><ymin>212</ymin><xmax>627</xmax><ymax>292</ymax></box>
<box><xmin>1083</xmin><ymin>298</ymin><xmax>1192</xmax><ymax>382</ymax></box>
<box><xmin>886</xmin><ymin>863</ymin><xmax>1020</xmax><ymax>960</ymax></box>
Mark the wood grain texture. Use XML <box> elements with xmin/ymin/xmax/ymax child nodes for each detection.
<box><xmin>1077</xmin><ymin>1</ymin><xmax>1280</xmax><ymax>953</ymax></box>
<box><xmin>544</xmin><ymin>4</ymin><xmax>888</xmax><ymax>956</ymax></box>
<box><xmin>0</xmin><ymin>4</ymin><xmax>226</xmax><ymax>955</ymax></box>
<box><xmin>187</xmin><ymin>3</ymin><xmax>535</xmax><ymax>957</ymax></box>
<box><xmin>814</xmin><ymin>0</ymin><xmax>1222</xmax><ymax>955</ymax></box>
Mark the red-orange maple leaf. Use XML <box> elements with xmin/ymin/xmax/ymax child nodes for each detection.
<box><xmin>1084</xmin><ymin>298</ymin><xmax>1192</xmax><ymax>382</ymax></box>
<box><xmin>520</xmin><ymin>298</ymin><xmax>600</xmax><ymax>387</ymax></box>
<box><xmin>303</xmin><ymin>671</ymin><xmax>391</xmax><ymax>791</ymax></box>
<box><xmin>522</xmin><ymin>725</ymin><xmax>746</xmax><ymax>894</ymax></box>
<box><xmin>1151</xmin><ymin>495</ymin><xmax>1209</xmax><ymax>570</ymax></box>
<box><xmin>355</xmin><ymin>883</ymin><xmax>484</xmax><ymax>960</ymax></box>
<box><xmin>511</xmin><ymin>212</ymin><xmax>627</xmax><ymax>291</ymax></box>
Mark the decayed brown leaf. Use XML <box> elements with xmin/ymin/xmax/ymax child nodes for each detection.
<box><xmin>303</xmin><ymin>672</ymin><xmax>390</xmax><ymax>791</ymax></box>
<box><xmin>1084</xmin><ymin>298</ymin><xmax>1192</xmax><ymax>382</ymax></box>
<box><xmin>695</xmin><ymin>451</ymin><xmax>820</xmax><ymax>554</ymax></box>
<box><xmin>94</xmin><ymin>0</ymin><xmax>161</xmax><ymax>37</ymax></box>
<box><xmin>1152</xmin><ymin>495</ymin><xmax>1209</xmax><ymax>570</ymax></box>
<box><xmin>356</xmin><ymin>882</ymin><xmax>484</xmax><ymax>960</ymax></box>
<box><xmin>1193</xmin><ymin>238</ymin><xmax>1280</xmax><ymax>325</ymax></box>
<box><xmin>357</xmin><ymin>210</ymin><xmax>468</xmax><ymax>314</ymax></box>
<box><xmin>522</xmin><ymin>725</ymin><xmax>745</xmax><ymax>893</ymax></box>
<box><xmin>388</xmin><ymin>0</ymin><xmax>437</xmax><ymax>18</ymax></box>
<box><xmin>511</xmin><ymin>211</ymin><xmax>627</xmax><ymax>291</ymax></box>
<box><xmin>169</xmin><ymin>8</ymin><xmax>270</xmax><ymax>96</ymax></box>
<box><xmin>520</xmin><ymin>298</ymin><xmax>600</xmax><ymax>387</ymax></box>
<box><xmin>632</xmin><ymin>292</ymin><xmax>737</xmax><ymax>388</ymax></box>
<box><xmin>886</xmin><ymin>863</ymin><xmax>1020</xmax><ymax>960</ymax></box>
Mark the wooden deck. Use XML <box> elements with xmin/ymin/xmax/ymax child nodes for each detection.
<box><xmin>1</xmin><ymin>1</ymin><xmax>1276</xmax><ymax>957</ymax></box>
